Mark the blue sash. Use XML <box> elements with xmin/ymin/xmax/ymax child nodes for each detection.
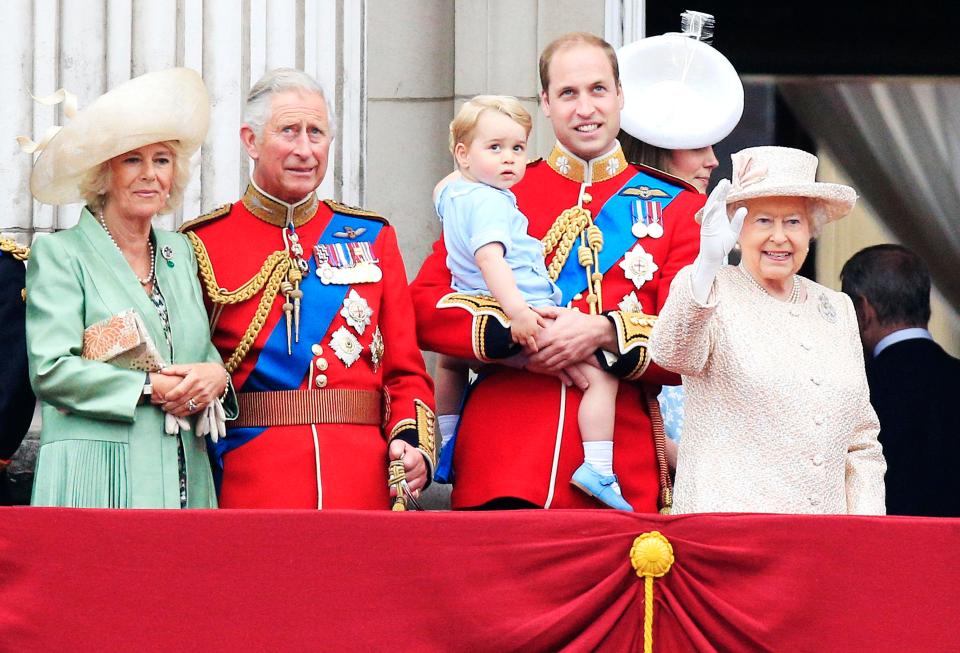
<box><xmin>553</xmin><ymin>171</ymin><xmax>682</xmax><ymax>304</ymax></box>
<box><xmin>214</xmin><ymin>213</ymin><xmax>384</xmax><ymax>461</ymax></box>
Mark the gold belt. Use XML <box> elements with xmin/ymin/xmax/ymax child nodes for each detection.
<box><xmin>232</xmin><ymin>389</ymin><xmax>382</xmax><ymax>428</ymax></box>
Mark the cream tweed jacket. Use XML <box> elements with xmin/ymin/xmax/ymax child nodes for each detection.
<box><xmin>651</xmin><ymin>265</ymin><xmax>886</xmax><ymax>515</ymax></box>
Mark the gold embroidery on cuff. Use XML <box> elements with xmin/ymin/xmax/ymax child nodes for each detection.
<box><xmin>437</xmin><ymin>293</ymin><xmax>509</xmax><ymax>363</ymax></box>
<box><xmin>437</xmin><ymin>292</ymin><xmax>508</xmax><ymax>325</ymax></box>
<box><xmin>611</xmin><ymin>311</ymin><xmax>655</xmax><ymax>381</ymax></box>
<box><xmin>388</xmin><ymin>399</ymin><xmax>437</xmax><ymax>468</ymax></box>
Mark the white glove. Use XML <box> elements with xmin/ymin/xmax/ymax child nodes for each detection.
<box><xmin>196</xmin><ymin>401</ymin><xmax>227</xmax><ymax>443</ymax></box>
<box><xmin>437</xmin><ymin>414</ymin><xmax>460</xmax><ymax>449</ymax></box>
<box><xmin>164</xmin><ymin>411</ymin><xmax>191</xmax><ymax>436</ymax></box>
<box><xmin>691</xmin><ymin>179</ymin><xmax>748</xmax><ymax>304</ymax></box>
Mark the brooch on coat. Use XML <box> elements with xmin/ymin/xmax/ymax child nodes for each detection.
<box><xmin>818</xmin><ymin>293</ymin><xmax>837</xmax><ymax>323</ymax></box>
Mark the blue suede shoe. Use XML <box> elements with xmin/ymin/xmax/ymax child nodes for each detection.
<box><xmin>571</xmin><ymin>463</ymin><xmax>635</xmax><ymax>511</ymax></box>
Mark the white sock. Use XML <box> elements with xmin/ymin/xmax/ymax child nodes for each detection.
<box><xmin>583</xmin><ymin>441</ymin><xmax>614</xmax><ymax>477</ymax></box>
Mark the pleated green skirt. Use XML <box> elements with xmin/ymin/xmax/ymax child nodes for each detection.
<box><xmin>31</xmin><ymin>440</ymin><xmax>130</xmax><ymax>507</ymax></box>
<box><xmin>31</xmin><ymin>434</ymin><xmax>217</xmax><ymax>509</ymax></box>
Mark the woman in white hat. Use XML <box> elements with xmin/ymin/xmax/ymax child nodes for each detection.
<box><xmin>616</xmin><ymin>15</ymin><xmax>743</xmax><ymax>452</ymax></box>
<box><xmin>651</xmin><ymin>146</ymin><xmax>886</xmax><ymax>514</ymax></box>
<box><xmin>25</xmin><ymin>68</ymin><xmax>230</xmax><ymax>508</ymax></box>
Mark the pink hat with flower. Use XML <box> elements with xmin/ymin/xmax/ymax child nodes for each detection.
<box><xmin>726</xmin><ymin>146</ymin><xmax>857</xmax><ymax>222</ymax></box>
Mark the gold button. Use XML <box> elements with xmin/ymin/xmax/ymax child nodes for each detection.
<box><xmin>315</xmin><ymin>358</ymin><xmax>328</xmax><ymax>371</ymax></box>
<box><xmin>315</xmin><ymin>374</ymin><xmax>328</xmax><ymax>388</ymax></box>
<box><xmin>582</xmin><ymin>192</ymin><xmax>592</xmax><ymax>204</ymax></box>
<box><xmin>311</xmin><ymin>344</ymin><xmax>323</xmax><ymax>356</ymax></box>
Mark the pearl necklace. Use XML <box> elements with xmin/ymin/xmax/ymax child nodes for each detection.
<box><xmin>99</xmin><ymin>211</ymin><xmax>155</xmax><ymax>285</ymax></box>
<box><xmin>739</xmin><ymin>264</ymin><xmax>801</xmax><ymax>304</ymax></box>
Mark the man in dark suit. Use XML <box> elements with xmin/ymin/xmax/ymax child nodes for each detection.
<box><xmin>841</xmin><ymin>244</ymin><xmax>960</xmax><ymax>516</ymax></box>
<box><xmin>0</xmin><ymin>238</ymin><xmax>35</xmax><ymax>483</ymax></box>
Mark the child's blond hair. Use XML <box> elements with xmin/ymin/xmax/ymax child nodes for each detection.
<box><xmin>449</xmin><ymin>95</ymin><xmax>532</xmax><ymax>157</ymax></box>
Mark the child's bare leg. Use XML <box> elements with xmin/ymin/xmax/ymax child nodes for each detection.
<box><xmin>435</xmin><ymin>354</ymin><xmax>468</xmax><ymax>448</ymax></box>
<box><xmin>569</xmin><ymin>362</ymin><xmax>633</xmax><ymax>510</ymax></box>
<box><xmin>576</xmin><ymin>363</ymin><xmax>617</xmax><ymax>443</ymax></box>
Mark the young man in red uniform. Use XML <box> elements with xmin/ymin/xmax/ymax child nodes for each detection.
<box><xmin>181</xmin><ymin>69</ymin><xmax>436</xmax><ymax>509</ymax></box>
<box><xmin>411</xmin><ymin>33</ymin><xmax>705</xmax><ymax>511</ymax></box>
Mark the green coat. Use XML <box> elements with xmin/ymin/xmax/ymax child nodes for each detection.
<box><xmin>26</xmin><ymin>208</ymin><xmax>223</xmax><ymax>508</ymax></box>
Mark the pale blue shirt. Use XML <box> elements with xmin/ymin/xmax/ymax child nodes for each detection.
<box><xmin>873</xmin><ymin>327</ymin><xmax>933</xmax><ymax>357</ymax></box>
<box><xmin>437</xmin><ymin>178</ymin><xmax>561</xmax><ymax>307</ymax></box>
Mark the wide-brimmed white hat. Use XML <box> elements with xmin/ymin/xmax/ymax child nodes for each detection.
<box><xmin>726</xmin><ymin>146</ymin><xmax>857</xmax><ymax>222</ymax></box>
<box><xmin>618</xmin><ymin>33</ymin><xmax>743</xmax><ymax>150</ymax></box>
<box><xmin>28</xmin><ymin>68</ymin><xmax>210</xmax><ymax>205</ymax></box>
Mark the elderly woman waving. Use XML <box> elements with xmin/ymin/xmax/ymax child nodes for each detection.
<box><xmin>24</xmin><ymin>69</ymin><xmax>232</xmax><ymax>508</ymax></box>
<box><xmin>651</xmin><ymin>146</ymin><xmax>886</xmax><ymax>515</ymax></box>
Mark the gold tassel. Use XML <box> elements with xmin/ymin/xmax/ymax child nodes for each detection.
<box><xmin>630</xmin><ymin>532</ymin><xmax>675</xmax><ymax>653</ymax></box>
<box><xmin>388</xmin><ymin>459</ymin><xmax>407</xmax><ymax>511</ymax></box>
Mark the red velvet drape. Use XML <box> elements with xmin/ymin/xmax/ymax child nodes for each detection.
<box><xmin>1</xmin><ymin>509</ymin><xmax>957</xmax><ymax>652</ymax></box>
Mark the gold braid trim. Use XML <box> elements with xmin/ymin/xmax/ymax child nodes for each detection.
<box><xmin>437</xmin><ymin>292</ymin><xmax>508</xmax><ymax>326</ymax></box>
<box><xmin>178</xmin><ymin>203</ymin><xmax>231</xmax><ymax>232</ymax></box>
<box><xmin>323</xmin><ymin>199</ymin><xmax>389</xmax><ymax>223</ymax></box>
<box><xmin>0</xmin><ymin>237</ymin><xmax>30</xmax><ymax>262</ymax></box>
<box><xmin>388</xmin><ymin>399</ymin><xmax>437</xmax><ymax>468</ymax></box>
<box><xmin>541</xmin><ymin>206</ymin><xmax>590</xmax><ymax>282</ymax></box>
<box><xmin>224</xmin><ymin>261</ymin><xmax>290</xmax><ymax>373</ymax></box>
<box><xmin>610</xmin><ymin>311</ymin><xmax>656</xmax><ymax>381</ymax></box>
<box><xmin>186</xmin><ymin>231</ymin><xmax>291</xmax><ymax>372</ymax></box>
<box><xmin>474</xmin><ymin>314</ymin><xmax>492</xmax><ymax>363</ymax></box>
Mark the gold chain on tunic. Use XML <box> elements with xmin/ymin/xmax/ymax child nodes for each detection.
<box><xmin>185</xmin><ymin>232</ymin><xmax>291</xmax><ymax>372</ymax></box>
<box><xmin>540</xmin><ymin>206</ymin><xmax>605</xmax><ymax>314</ymax></box>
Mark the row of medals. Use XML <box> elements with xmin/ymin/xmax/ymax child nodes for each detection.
<box><xmin>630</xmin><ymin>200</ymin><xmax>665</xmax><ymax>240</ymax></box>
<box><xmin>313</xmin><ymin>240</ymin><xmax>382</xmax><ymax>285</ymax></box>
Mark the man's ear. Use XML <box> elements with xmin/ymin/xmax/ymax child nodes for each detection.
<box><xmin>861</xmin><ymin>296</ymin><xmax>877</xmax><ymax>323</ymax></box>
<box><xmin>239</xmin><ymin>124</ymin><xmax>260</xmax><ymax>160</ymax></box>
<box><xmin>853</xmin><ymin>294</ymin><xmax>877</xmax><ymax>328</ymax></box>
<box><xmin>540</xmin><ymin>90</ymin><xmax>551</xmax><ymax>118</ymax></box>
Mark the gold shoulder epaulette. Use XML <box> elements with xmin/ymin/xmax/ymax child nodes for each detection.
<box><xmin>323</xmin><ymin>199</ymin><xmax>389</xmax><ymax>225</ymax></box>
<box><xmin>178</xmin><ymin>203</ymin><xmax>232</xmax><ymax>233</ymax></box>
<box><xmin>0</xmin><ymin>237</ymin><xmax>30</xmax><ymax>262</ymax></box>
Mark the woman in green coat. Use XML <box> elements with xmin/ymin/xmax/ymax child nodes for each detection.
<box><xmin>24</xmin><ymin>68</ymin><xmax>231</xmax><ymax>508</ymax></box>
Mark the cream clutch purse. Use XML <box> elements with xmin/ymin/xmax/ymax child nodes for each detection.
<box><xmin>81</xmin><ymin>309</ymin><xmax>165</xmax><ymax>372</ymax></box>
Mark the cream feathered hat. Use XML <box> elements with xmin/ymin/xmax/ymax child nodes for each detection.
<box><xmin>726</xmin><ymin>146</ymin><xmax>858</xmax><ymax>222</ymax></box>
<box><xmin>24</xmin><ymin>68</ymin><xmax>210</xmax><ymax>205</ymax></box>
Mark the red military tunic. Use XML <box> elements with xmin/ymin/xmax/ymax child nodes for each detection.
<box><xmin>181</xmin><ymin>183</ymin><xmax>436</xmax><ymax>509</ymax></box>
<box><xmin>411</xmin><ymin>142</ymin><xmax>704</xmax><ymax>511</ymax></box>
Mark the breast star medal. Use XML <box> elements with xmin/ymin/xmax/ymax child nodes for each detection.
<box><xmin>619</xmin><ymin>244</ymin><xmax>659</xmax><ymax>289</ymax></box>
<box><xmin>329</xmin><ymin>326</ymin><xmax>362</xmax><ymax>367</ymax></box>
<box><xmin>340</xmin><ymin>289</ymin><xmax>373</xmax><ymax>335</ymax></box>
